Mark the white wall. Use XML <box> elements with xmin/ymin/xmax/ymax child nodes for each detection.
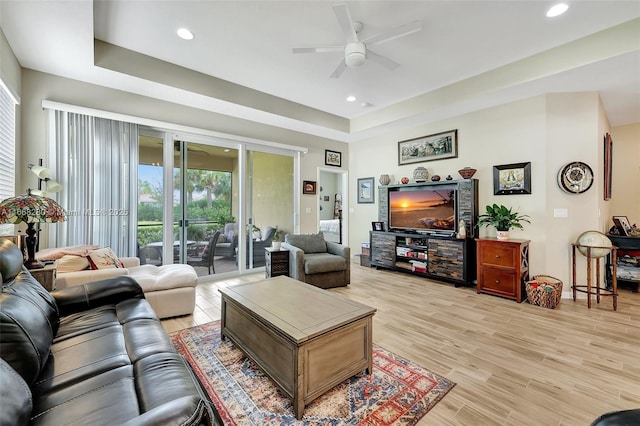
<box><xmin>349</xmin><ymin>93</ymin><xmax>623</xmax><ymax>286</ymax></box>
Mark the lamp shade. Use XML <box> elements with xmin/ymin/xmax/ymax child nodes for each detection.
<box><xmin>28</xmin><ymin>164</ymin><xmax>51</xmax><ymax>179</ymax></box>
<box><xmin>0</xmin><ymin>194</ymin><xmax>66</xmax><ymax>225</ymax></box>
<box><xmin>44</xmin><ymin>179</ymin><xmax>63</xmax><ymax>193</ymax></box>
<box><xmin>0</xmin><ymin>194</ymin><xmax>65</xmax><ymax>270</ymax></box>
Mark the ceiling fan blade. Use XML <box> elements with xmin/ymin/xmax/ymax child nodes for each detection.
<box><xmin>363</xmin><ymin>20</ymin><xmax>422</xmax><ymax>46</ymax></box>
<box><xmin>330</xmin><ymin>58</ymin><xmax>348</xmax><ymax>79</ymax></box>
<box><xmin>368</xmin><ymin>50</ymin><xmax>400</xmax><ymax>70</ymax></box>
<box><xmin>292</xmin><ymin>46</ymin><xmax>344</xmax><ymax>54</ymax></box>
<box><xmin>332</xmin><ymin>3</ymin><xmax>358</xmax><ymax>42</ymax></box>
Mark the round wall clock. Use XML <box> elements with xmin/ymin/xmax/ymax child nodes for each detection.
<box><xmin>557</xmin><ymin>161</ymin><xmax>594</xmax><ymax>194</ymax></box>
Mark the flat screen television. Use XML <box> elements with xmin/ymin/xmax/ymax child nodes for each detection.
<box><xmin>388</xmin><ymin>185</ymin><xmax>457</xmax><ymax>233</ymax></box>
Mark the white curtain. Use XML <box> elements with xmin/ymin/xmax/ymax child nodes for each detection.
<box><xmin>51</xmin><ymin>111</ymin><xmax>138</xmax><ymax>256</ymax></box>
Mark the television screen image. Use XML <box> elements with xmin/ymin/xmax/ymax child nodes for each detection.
<box><xmin>389</xmin><ymin>187</ymin><xmax>456</xmax><ymax>232</ymax></box>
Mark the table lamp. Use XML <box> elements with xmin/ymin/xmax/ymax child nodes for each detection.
<box><xmin>0</xmin><ymin>191</ymin><xmax>66</xmax><ymax>269</ymax></box>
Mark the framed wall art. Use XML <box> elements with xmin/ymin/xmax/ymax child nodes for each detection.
<box><xmin>493</xmin><ymin>162</ymin><xmax>531</xmax><ymax>195</ymax></box>
<box><xmin>325</xmin><ymin>150</ymin><xmax>342</xmax><ymax>167</ymax></box>
<box><xmin>302</xmin><ymin>180</ymin><xmax>316</xmax><ymax>195</ymax></box>
<box><xmin>398</xmin><ymin>129</ymin><xmax>457</xmax><ymax>165</ymax></box>
<box><xmin>357</xmin><ymin>177</ymin><xmax>375</xmax><ymax>204</ymax></box>
<box><xmin>372</xmin><ymin>221</ymin><xmax>385</xmax><ymax>231</ymax></box>
<box><xmin>604</xmin><ymin>132</ymin><xmax>613</xmax><ymax>201</ymax></box>
<box><xmin>613</xmin><ymin>216</ymin><xmax>631</xmax><ymax>236</ymax></box>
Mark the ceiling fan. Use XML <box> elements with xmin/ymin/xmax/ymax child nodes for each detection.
<box><xmin>292</xmin><ymin>3</ymin><xmax>422</xmax><ymax>78</ymax></box>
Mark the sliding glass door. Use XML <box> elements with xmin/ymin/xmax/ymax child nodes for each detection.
<box><xmin>137</xmin><ymin>129</ymin><xmax>295</xmax><ymax>277</ymax></box>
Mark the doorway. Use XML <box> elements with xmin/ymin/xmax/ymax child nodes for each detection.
<box><xmin>318</xmin><ymin>168</ymin><xmax>348</xmax><ymax>246</ymax></box>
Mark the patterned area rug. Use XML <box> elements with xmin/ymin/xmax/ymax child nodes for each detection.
<box><xmin>171</xmin><ymin>321</ymin><xmax>455</xmax><ymax>425</ymax></box>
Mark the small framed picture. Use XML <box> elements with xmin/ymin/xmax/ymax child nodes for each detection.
<box><xmin>302</xmin><ymin>180</ymin><xmax>317</xmax><ymax>195</ymax></box>
<box><xmin>612</xmin><ymin>216</ymin><xmax>631</xmax><ymax>236</ymax></box>
<box><xmin>493</xmin><ymin>162</ymin><xmax>532</xmax><ymax>195</ymax></box>
<box><xmin>325</xmin><ymin>150</ymin><xmax>342</xmax><ymax>167</ymax></box>
<box><xmin>357</xmin><ymin>177</ymin><xmax>375</xmax><ymax>204</ymax></box>
<box><xmin>372</xmin><ymin>221</ymin><xmax>385</xmax><ymax>231</ymax></box>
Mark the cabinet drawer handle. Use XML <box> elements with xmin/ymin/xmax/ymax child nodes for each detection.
<box><xmin>495</xmin><ymin>255</ymin><xmax>501</xmax><ymax>258</ymax></box>
<box><xmin>495</xmin><ymin>280</ymin><xmax>500</xmax><ymax>284</ymax></box>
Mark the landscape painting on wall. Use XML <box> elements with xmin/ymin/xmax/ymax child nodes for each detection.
<box><xmin>398</xmin><ymin>130</ymin><xmax>457</xmax><ymax>165</ymax></box>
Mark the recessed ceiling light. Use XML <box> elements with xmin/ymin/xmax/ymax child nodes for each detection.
<box><xmin>346</xmin><ymin>95</ymin><xmax>357</xmax><ymax>102</ymax></box>
<box><xmin>546</xmin><ymin>3</ymin><xmax>569</xmax><ymax>17</ymax></box>
<box><xmin>177</xmin><ymin>28</ymin><xmax>194</xmax><ymax>40</ymax></box>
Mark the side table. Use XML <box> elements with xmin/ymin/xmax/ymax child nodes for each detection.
<box><xmin>265</xmin><ymin>247</ymin><xmax>289</xmax><ymax>278</ymax></box>
<box><xmin>30</xmin><ymin>264</ymin><xmax>57</xmax><ymax>291</ymax></box>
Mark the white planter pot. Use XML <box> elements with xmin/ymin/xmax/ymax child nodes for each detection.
<box><xmin>271</xmin><ymin>241</ymin><xmax>282</xmax><ymax>250</ymax></box>
<box><xmin>496</xmin><ymin>230</ymin><xmax>510</xmax><ymax>241</ymax></box>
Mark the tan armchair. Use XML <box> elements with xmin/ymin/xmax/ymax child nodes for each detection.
<box><xmin>281</xmin><ymin>232</ymin><xmax>350</xmax><ymax>289</ymax></box>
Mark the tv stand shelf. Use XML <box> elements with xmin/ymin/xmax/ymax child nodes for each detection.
<box><xmin>370</xmin><ymin>231</ymin><xmax>476</xmax><ymax>286</ymax></box>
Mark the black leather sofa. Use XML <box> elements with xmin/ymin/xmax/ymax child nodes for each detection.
<box><xmin>0</xmin><ymin>240</ymin><xmax>220</xmax><ymax>425</ymax></box>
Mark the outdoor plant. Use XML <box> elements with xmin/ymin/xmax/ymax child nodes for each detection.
<box><xmin>477</xmin><ymin>204</ymin><xmax>530</xmax><ymax>231</ymax></box>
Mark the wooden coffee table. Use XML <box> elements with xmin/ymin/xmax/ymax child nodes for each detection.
<box><xmin>219</xmin><ymin>276</ymin><xmax>376</xmax><ymax>419</ymax></box>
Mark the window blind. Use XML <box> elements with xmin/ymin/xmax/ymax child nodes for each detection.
<box><xmin>0</xmin><ymin>80</ymin><xmax>17</xmax><ymax>234</ymax></box>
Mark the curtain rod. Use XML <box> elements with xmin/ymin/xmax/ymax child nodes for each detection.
<box><xmin>41</xmin><ymin>100</ymin><xmax>308</xmax><ymax>154</ymax></box>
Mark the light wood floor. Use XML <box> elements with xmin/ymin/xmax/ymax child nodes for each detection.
<box><xmin>162</xmin><ymin>262</ymin><xmax>640</xmax><ymax>426</ymax></box>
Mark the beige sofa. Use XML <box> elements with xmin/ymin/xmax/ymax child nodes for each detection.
<box><xmin>55</xmin><ymin>257</ymin><xmax>198</xmax><ymax>319</ymax></box>
<box><xmin>282</xmin><ymin>232</ymin><xmax>350</xmax><ymax>289</ymax></box>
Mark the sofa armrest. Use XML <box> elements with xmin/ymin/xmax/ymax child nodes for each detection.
<box><xmin>51</xmin><ymin>276</ymin><xmax>145</xmax><ymax>317</ymax></box>
<box><xmin>281</xmin><ymin>243</ymin><xmax>305</xmax><ymax>281</ymax></box>
<box><xmin>326</xmin><ymin>241</ymin><xmax>349</xmax><ymax>259</ymax></box>
<box><xmin>121</xmin><ymin>257</ymin><xmax>140</xmax><ymax>268</ymax></box>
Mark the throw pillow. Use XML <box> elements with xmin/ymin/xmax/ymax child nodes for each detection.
<box><xmin>87</xmin><ymin>247</ymin><xmax>125</xmax><ymax>270</ymax></box>
<box><xmin>55</xmin><ymin>255</ymin><xmax>91</xmax><ymax>273</ymax></box>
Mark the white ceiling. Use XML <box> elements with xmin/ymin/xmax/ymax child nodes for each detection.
<box><xmin>1</xmin><ymin>0</ymin><xmax>639</xmax><ymax>143</ymax></box>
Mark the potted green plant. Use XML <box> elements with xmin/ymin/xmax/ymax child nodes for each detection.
<box><xmin>477</xmin><ymin>204</ymin><xmax>530</xmax><ymax>240</ymax></box>
<box><xmin>272</xmin><ymin>227</ymin><xmax>286</xmax><ymax>250</ymax></box>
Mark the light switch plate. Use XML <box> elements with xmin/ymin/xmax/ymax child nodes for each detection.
<box><xmin>554</xmin><ymin>208</ymin><xmax>568</xmax><ymax>218</ymax></box>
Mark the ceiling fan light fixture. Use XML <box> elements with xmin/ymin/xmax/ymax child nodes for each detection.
<box><xmin>345</xmin><ymin>42</ymin><xmax>366</xmax><ymax>67</ymax></box>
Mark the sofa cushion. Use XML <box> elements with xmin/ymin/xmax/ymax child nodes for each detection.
<box><xmin>286</xmin><ymin>232</ymin><xmax>327</xmax><ymax>253</ymax></box>
<box><xmin>0</xmin><ymin>272</ymin><xmax>59</xmax><ymax>385</ymax></box>
<box><xmin>0</xmin><ymin>358</ymin><xmax>32</xmax><ymax>426</ymax></box>
<box><xmin>55</xmin><ymin>254</ymin><xmax>91</xmax><ymax>273</ymax></box>
<box><xmin>303</xmin><ymin>252</ymin><xmax>347</xmax><ymax>274</ymax></box>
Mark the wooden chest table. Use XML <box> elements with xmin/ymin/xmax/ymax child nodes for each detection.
<box><xmin>219</xmin><ymin>276</ymin><xmax>376</xmax><ymax>419</ymax></box>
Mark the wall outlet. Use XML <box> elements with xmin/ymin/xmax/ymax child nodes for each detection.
<box><xmin>305</xmin><ymin>207</ymin><xmax>311</xmax><ymax>214</ymax></box>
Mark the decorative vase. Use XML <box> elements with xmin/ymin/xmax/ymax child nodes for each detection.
<box><xmin>379</xmin><ymin>174</ymin><xmax>391</xmax><ymax>186</ymax></box>
<box><xmin>458</xmin><ymin>167</ymin><xmax>477</xmax><ymax>179</ymax></box>
<box><xmin>401</xmin><ymin>177</ymin><xmax>409</xmax><ymax>184</ymax></box>
<box><xmin>496</xmin><ymin>230</ymin><xmax>510</xmax><ymax>241</ymax></box>
<box><xmin>413</xmin><ymin>167</ymin><xmax>428</xmax><ymax>182</ymax></box>
<box><xmin>431</xmin><ymin>175</ymin><xmax>441</xmax><ymax>181</ymax></box>
<box><xmin>445</xmin><ymin>175</ymin><xmax>453</xmax><ymax>181</ymax></box>
<box><xmin>271</xmin><ymin>241</ymin><xmax>282</xmax><ymax>250</ymax></box>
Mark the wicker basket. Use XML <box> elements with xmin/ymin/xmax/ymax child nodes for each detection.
<box><xmin>526</xmin><ymin>275</ymin><xmax>563</xmax><ymax>309</ymax></box>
